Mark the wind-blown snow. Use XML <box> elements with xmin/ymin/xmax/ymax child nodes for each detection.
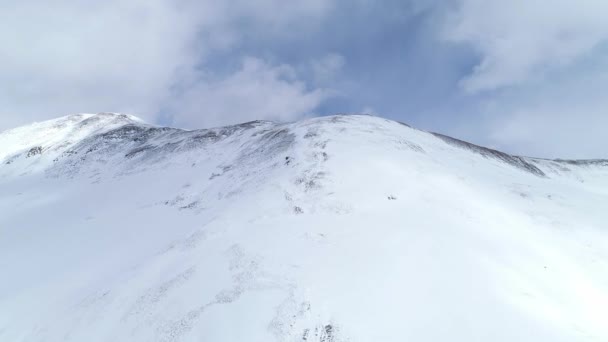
<box><xmin>1</xmin><ymin>113</ymin><xmax>607</xmax><ymax>341</ymax></box>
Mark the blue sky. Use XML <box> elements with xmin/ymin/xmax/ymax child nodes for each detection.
<box><xmin>1</xmin><ymin>0</ymin><xmax>607</xmax><ymax>158</ymax></box>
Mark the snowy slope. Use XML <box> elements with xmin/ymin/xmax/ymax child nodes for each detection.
<box><xmin>0</xmin><ymin>113</ymin><xmax>607</xmax><ymax>342</ymax></box>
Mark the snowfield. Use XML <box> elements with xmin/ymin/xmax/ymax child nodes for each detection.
<box><xmin>0</xmin><ymin>113</ymin><xmax>607</xmax><ymax>341</ymax></box>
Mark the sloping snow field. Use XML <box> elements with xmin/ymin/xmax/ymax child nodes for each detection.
<box><xmin>1</xmin><ymin>113</ymin><xmax>607</xmax><ymax>341</ymax></box>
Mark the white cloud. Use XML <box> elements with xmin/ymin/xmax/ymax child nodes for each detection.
<box><xmin>434</xmin><ymin>0</ymin><xmax>608</xmax><ymax>158</ymax></box>
<box><xmin>483</xmin><ymin>61</ymin><xmax>608</xmax><ymax>158</ymax></box>
<box><xmin>445</xmin><ymin>0</ymin><xmax>608</xmax><ymax>93</ymax></box>
<box><xmin>488</xmin><ymin>105</ymin><xmax>608</xmax><ymax>159</ymax></box>
<box><xmin>2</xmin><ymin>1</ymin><xmax>605</xmax><ymax>158</ymax></box>
<box><xmin>0</xmin><ymin>1</ymin><xmax>199</xmax><ymax>129</ymax></box>
<box><xmin>169</xmin><ymin>57</ymin><xmax>332</xmax><ymax>128</ymax></box>
<box><xmin>0</xmin><ymin>0</ymin><xmax>336</xmax><ymax>131</ymax></box>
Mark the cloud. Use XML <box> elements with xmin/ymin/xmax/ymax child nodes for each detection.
<box><xmin>0</xmin><ymin>0</ymin><xmax>336</xmax><ymax>131</ymax></box>
<box><xmin>168</xmin><ymin>57</ymin><xmax>333</xmax><ymax>128</ymax></box>
<box><xmin>488</xmin><ymin>105</ymin><xmax>608</xmax><ymax>159</ymax></box>
<box><xmin>445</xmin><ymin>0</ymin><xmax>608</xmax><ymax>93</ymax></box>
<box><xmin>0</xmin><ymin>1</ymin><xmax>199</xmax><ymax>130</ymax></box>
<box><xmin>427</xmin><ymin>0</ymin><xmax>608</xmax><ymax>158</ymax></box>
<box><xmin>1</xmin><ymin>0</ymin><xmax>606</xmax><ymax>158</ymax></box>
<box><xmin>311</xmin><ymin>53</ymin><xmax>346</xmax><ymax>85</ymax></box>
<box><xmin>478</xmin><ymin>57</ymin><xmax>608</xmax><ymax>158</ymax></box>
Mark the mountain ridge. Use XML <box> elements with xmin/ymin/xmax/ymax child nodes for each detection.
<box><xmin>1</xmin><ymin>112</ymin><xmax>607</xmax><ymax>341</ymax></box>
<box><xmin>2</xmin><ymin>113</ymin><xmax>606</xmax><ymax>178</ymax></box>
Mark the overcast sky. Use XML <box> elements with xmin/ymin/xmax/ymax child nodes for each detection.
<box><xmin>1</xmin><ymin>0</ymin><xmax>607</xmax><ymax>158</ymax></box>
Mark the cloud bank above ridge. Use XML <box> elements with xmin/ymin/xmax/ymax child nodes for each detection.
<box><xmin>1</xmin><ymin>0</ymin><xmax>607</xmax><ymax>158</ymax></box>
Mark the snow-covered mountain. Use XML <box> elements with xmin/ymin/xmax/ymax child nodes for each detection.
<box><xmin>1</xmin><ymin>113</ymin><xmax>607</xmax><ymax>342</ymax></box>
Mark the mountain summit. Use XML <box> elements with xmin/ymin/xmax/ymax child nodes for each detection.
<box><xmin>1</xmin><ymin>113</ymin><xmax>607</xmax><ymax>341</ymax></box>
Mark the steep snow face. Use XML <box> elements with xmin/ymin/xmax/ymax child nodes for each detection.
<box><xmin>0</xmin><ymin>114</ymin><xmax>607</xmax><ymax>342</ymax></box>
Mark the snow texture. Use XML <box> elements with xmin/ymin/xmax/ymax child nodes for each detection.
<box><xmin>1</xmin><ymin>113</ymin><xmax>607</xmax><ymax>341</ymax></box>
